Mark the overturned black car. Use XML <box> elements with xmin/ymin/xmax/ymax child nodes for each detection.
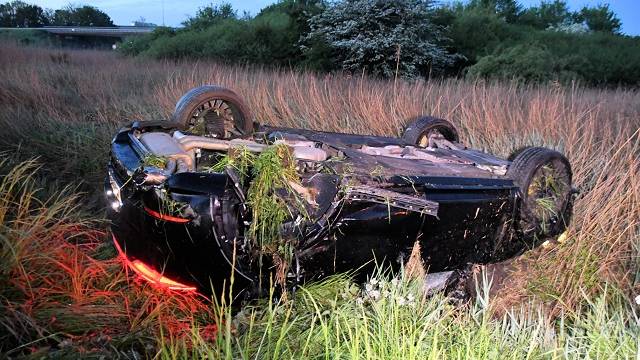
<box><xmin>106</xmin><ymin>85</ymin><xmax>574</xmax><ymax>298</ymax></box>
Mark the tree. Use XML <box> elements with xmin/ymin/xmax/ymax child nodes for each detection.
<box><xmin>15</xmin><ymin>3</ymin><xmax>48</xmax><ymax>27</ymax></box>
<box><xmin>519</xmin><ymin>0</ymin><xmax>572</xmax><ymax>29</ymax></box>
<box><xmin>575</xmin><ymin>4</ymin><xmax>621</xmax><ymax>34</ymax></box>
<box><xmin>448</xmin><ymin>8</ymin><xmax>516</xmax><ymax>62</ymax></box>
<box><xmin>52</xmin><ymin>5</ymin><xmax>114</xmax><ymax>26</ymax></box>
<box><xmin>468</xmin><ymin>0</ymin><xmax>522</xmax><ymax>23</ymax></box>
<box><xmin>303</xmin><ymin>0</ymin><xmax>458</xmax><ymax>78</ymax></box>
<box><xmin>0</xmin><ymin>1</ymin><xmax>48</xmax><ymax>27</ymax></box>
<box><xmin>0</xmin><ymin>1</ymin><xmax>19</xmax><ymax>26</ymax></box>
<box><xmin>182</xmin><ymin>3</ymin><xmax>237</xmax><ymax>30</ymax></box>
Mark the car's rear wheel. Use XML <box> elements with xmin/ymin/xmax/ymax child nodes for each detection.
<box><xmin>507</xmin><ymin>147</ymin><xmax>572</xmax><ymax>240</ymax></box>
<box><xmin>171</xmin><ymin>85</ymin><xmax>254</xmax><ymax>139</ymax></box>
<box><xmin>402</xmin><ymin>116</ymin><xmax>459</xmax><ymax>148</ymax></box>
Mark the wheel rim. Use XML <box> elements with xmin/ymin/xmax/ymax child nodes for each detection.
<box><xmin>417</xmin><ymin>134</ymin><xmax>430</xmax><ymax>147</ymax></box>
<box><xmin>187</xmin><ymin>99</ymin><xmax>245</xmax><ymax>138</ymax></box>
<box><xmin>525</xmin><ymin>160</ymin><xmax>571</xmax><ymax>234</ymax></box>
<box><xmin>417</xmin><ymin>128</ymin><xmax>446</xmax><ymax>147</ymax></box>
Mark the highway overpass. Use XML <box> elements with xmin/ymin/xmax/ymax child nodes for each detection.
<box><xmin>0</xmin><ymin>26</ymin><xmax>156</xmax><ymax>38</ymax></box>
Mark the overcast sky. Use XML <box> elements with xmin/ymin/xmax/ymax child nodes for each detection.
<box><xmin>30</xmin><ymin>0</ymin><xmax>639</xmax><ymax>35</ymax></box>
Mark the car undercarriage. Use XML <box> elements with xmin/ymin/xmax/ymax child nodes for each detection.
<box><xmin>106</xmin><ymin>85</ymin><xmax>575</xmax><ymax>299</ymax></box>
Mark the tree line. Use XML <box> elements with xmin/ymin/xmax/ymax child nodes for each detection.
<box><xmin>3</xmin><ymin>0</ymin><xmax>637</xmax><ymax>86</ymax></box>
<box><xmin>119</xmin><ymin>0</ymin><xmax>638</xmax><ymax>86</ymax></box>
<box><xmin>0</xmin><ymin>1</ymin><xmax>114</xmax><ymax>27</ymax></box>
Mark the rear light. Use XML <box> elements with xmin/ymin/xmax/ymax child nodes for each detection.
<box><xmin>129</xmin><ymin>260</ymin><xmax>197</xmax><ymax>291</ymax></box>
<box><xmin>112</xmin><ymin>234</ymin><xmax>196</xmax><ymax>292</ymax></box>
<box><xmin>144</xmin><ymin>207</ymin><xmax>191</xmax><ymax>223</ymax></box>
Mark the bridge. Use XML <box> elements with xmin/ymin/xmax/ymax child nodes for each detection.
<box><xmin>0</xmin><ymin>26</ymin><xmax>156</xmax><ymax>38</ymax></box>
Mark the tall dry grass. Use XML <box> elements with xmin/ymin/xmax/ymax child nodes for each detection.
<box><xmin>0</xmin><ymin>159</ymin><xmax>220</xmax><ymax>356</ymax></box>
<box><xmin>0</xmin><ymin>42</ymin><xmax>638</xmax><ymax>317</ymax></box>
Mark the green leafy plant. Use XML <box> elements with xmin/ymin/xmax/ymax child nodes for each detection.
<box><xmin>142</xmin><ymin>154</ymin><xmax>169</xmax><ymax>168</ymax></box>
<box><xmin>247</xmin><ymin>144</ymin><xmax>305</xmax><ymax>283</ymax></box>
<box><xmin>206</xmin><ymin>144</ymin><xmax>308</xmax><ymax>286</ymax></box>
<box><xmin>202</xmin><ymin>146</ymin><xmax>255</xmax><ymax>186</ymax></box>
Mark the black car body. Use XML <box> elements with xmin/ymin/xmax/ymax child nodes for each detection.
<box><xmin>107</xmin><ymin>86</ymin><xmax>574</xmax><ymax>298</ymax></box>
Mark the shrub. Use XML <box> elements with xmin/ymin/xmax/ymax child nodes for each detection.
<box><xmin>304</xmin><ymin>0</ymin><xmax>458</xmax><ymax>78</ymax></box>
<box><xmin>125</xmin><ymin>2</ymin><xmax>315</xmax><ymax>68</ymax></box>
<box><xmin>466</xmin><ymin>42</ymin><xmax>578</xmax><ymax>83</ymax></box>
<box><xmin>182</xmin><ymin>2</ymin><xmax>237</xmax><ymax>31</ymax></box>
<box><xmin>468</xmin><ymin>31</ymin><xmax>640</xmax><ymax>86</ymax></box>
<box><xmin>447</xmin><ymin>8</ymin><xmax>521</xmax><ymax>62</ymax></box>
<box><xmin>248</xmin><ymin>11</ymin><xmax>300</xmax><ymax>66</ymax></box>
<box><xmin>118</xmin><ymin>26</ymin><xmax>175</xmax><ymax>56</ymax></box>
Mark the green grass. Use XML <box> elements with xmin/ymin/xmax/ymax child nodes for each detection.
<box><xmin>204</xmin><ymin>144</ymin><xmax>310</xmax><ymax>287</ymax></box>
<box><xmin>246</xmin><ymin>144</ymin><xmax>308</xmax><ymax>287</ymax></box>
<box><xmin>202</xmin><ymin>146</ymin><xmax>256</xmax><ymax>186</ymax></box>
<box><xmin>157</xmin><ymin>272</ymin><xmax>639</xmax><ymax>359</ymax></box>
<box><xmin>142</xmin><ymin>154</ymin><xmax>169</xmax><ymax>169</ymax></box>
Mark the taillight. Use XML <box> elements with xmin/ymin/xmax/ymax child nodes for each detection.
<box><xmin>143</xmin><ymin>207</ymin><xmax>190</xmax><ymax>223</ymax></box>
<box><xmin>112</xmin><ymin>234</ymin><xmax>196</xmax><ymax>292</ymax></box>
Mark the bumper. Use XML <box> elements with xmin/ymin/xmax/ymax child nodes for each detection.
<box><xmin>106</xmin><ymin>168</ymin><xmax>256</xmax><ymax>297</ymax></box>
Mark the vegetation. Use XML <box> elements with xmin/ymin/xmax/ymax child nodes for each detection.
<box><xmin>50</xmin><ymin>5</ymin><xmax>114</xmax><ymax>27</ymax></box>
<box><xmin>2</xmin><ymin>0</ymin><xmax>636</xmax><ymax>85</ymax></box>
<box><xmin>0</xmin><ymin>1</ymin><xmax>114</xmax><ymax>27</ymax></box>
<box><xmin>142</xmin><ymin>154</ymin><xmax>169</xmax><ymax>169</ymax></box>
<box><xmin>246</xmin><ymin>144</ymin><xmax>306</xmax><ymax>285</ymax></box>
<box><xmin>303</xmin><ymin>0</ymin><xmax>457</xmax><ymax>78</ymax></box>
<box><xmin>119</xmin><ymin>1</ymin><xmax>316</xmax><ymax>68</ymax></box>
<box><xmin>115</xmin><ymin>0</ymin><xmax>639</xmax><ymax>86</ymax></box>
<box><xmin>1</xmin><ymin>161</ymin><xmax>636</xmax><ymax>358</ymax></box>
<box><xmin>208</xmin><ymin>143</ymin><xmax>308</xmax><ymax>286</ymax></box>
<box><xmin>203</xmin><ymin>146</ymin><xmax>256</xmax><ymax>185</ymax></box>
<box><xmin>0</xmin><ymin>0</ymin><xmax>48</xmax><ymax>27</ymax></box>
<box><xmin>0</xmin><ymin>43</ymin><xmax>638</xmax><ymax>357</ymax></box>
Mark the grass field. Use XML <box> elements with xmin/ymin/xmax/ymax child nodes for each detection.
<box><xmin>0</xmin><ymin>43</ymin><xmax>638</xmax><ymax>358</ymax></box>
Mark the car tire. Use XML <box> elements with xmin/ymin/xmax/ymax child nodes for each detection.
<box><xmin>401</xmin><ymin>116</ymin><xmax>459</xmax><ymax>147</ymax></box>
<box><xmin>171</xmin><ymin>85</ymin><xmax>253</xmax><ymax>139</ymax></box>
<box><xmin>507</xmin><ymin>147</ymin><xmax>572</xmax><ymax>240</ymax></box>
<box><xmin>507</xmin><ymin>146</ymin><xmax>535</xmax><ymax>162</ymax></box>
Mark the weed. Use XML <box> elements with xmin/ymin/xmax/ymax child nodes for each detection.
<box><xmin>245</xmin><ymin>144</ymin><xmax>307</xmax><ymax>285</ymax></box>
<box><xmin>202</xmin><ymin>146</ymin><xmax>255</xmax><ymax>186</ymax></box>
<box><xmin>142</xmin><ymin>154</ymin><xmax>169</xmax><ymax>169</ymax></box>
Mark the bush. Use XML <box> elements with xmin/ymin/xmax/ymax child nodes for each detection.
<box><xmin>118</xmin><ymin>26</ymin><xmax>175</xmax><ymax>56</ymax></box>
<box><xmin>447</xmin><ymin>8</ymin><xmax>522</xmax><ymax>62</ymax></box>
<box><xmin>468</xmin><ymin>31</ymin><xmax>640</xmax><ymax>86</ymax></box>
<box><xmin>466</xmin><ymin>42</ymin><xmax>577</xmax><ymax>83</ymax></box>
<box><xmin>0</xmin><ymin>28</ymin><xmax>56</xmax><ymax>46</ymax></box>
<box><xmin>181</xmin><ymin>2</ymin><xmax>237</xmax><ymax>30</ymax></box>
<box><xmin>304</xmin><ymin>0</ymin><xmax>458</xmax><ymax>78</ymax></box>
<box><xmin>248</xmin><ymin>11</ymin><xmax>300</xmax><ymax>65</ymax></box>
<box><xmin>114</xmin><ymin>0</ymin><xmax>638</xmax><ymax>87</ymax></box>
<box><xmin>122</xmin><ymin>2</ymin><xmax>317</xmax><ymax>68</ymax></box>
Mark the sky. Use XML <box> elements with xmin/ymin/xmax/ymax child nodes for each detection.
<box><xmin>30</xmin><ymin>0</ymin><xmax>639</xmax><ymax>35</ymax></box>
